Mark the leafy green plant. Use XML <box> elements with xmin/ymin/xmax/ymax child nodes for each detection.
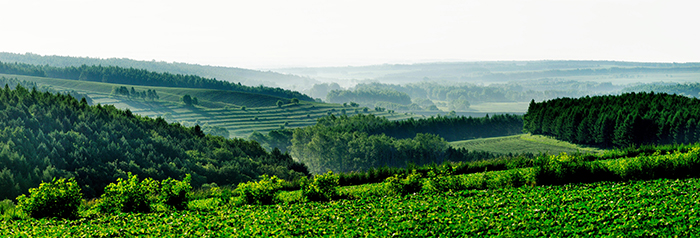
<box><xmin>384</xmin><ymin>170</ymin><xmax>423</xmax><ymax>195</ymax></box>
<box><xmin>0</xmin><ymin>199</ymin><xmax>14</xmax><ymax>215</ymax></box>
<box><xmin>97</xmin><ymin>173</ymin><xmax>159</xmax><ymax>213</ymax></box>
<box><xmin>159</xmin><ymin>174</ymin><xmax>192</xmax><ymax>210</ymax></box>
<box><xmin>16</xmin><ymin>177</ymin><xmax>82</xmax><ymax>219</ymax></box>
<box><xmin>235</xmin><ymin>175</ymin><xmax>284</xmax><ymax>205</ymax></box>
<box><xmin>302</xmin><ymin>171</ymin><xmax>339</xmax><ymax>201</ymax></box>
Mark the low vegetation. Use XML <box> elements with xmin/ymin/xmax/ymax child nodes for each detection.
<box><xmin>2</xmin><ymin>144</ymin><xmax>699</xmax><ymax>236</ymax></box>
<box><xmin>450</xmin><ymin>134</ymin><xmax>603</xmax><ymax>155</ymax></box>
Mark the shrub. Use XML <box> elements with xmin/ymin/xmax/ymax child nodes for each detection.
<box><xmin>235</xmin><ymin>175</ymin><xmax>284</xmax><ymax>205</ymax></box>
<box><xmin>302</xmin><ymin>171</ymin><xmax>339</xmax><ymax>201</ymax></box>
<box><xmin>0</xmin><ymin>199</ymin><xmax>14</xmax><ymax>214</ymax></box>
<box><xmin>423</xmin><ymin>171</ymin><xmax>487</xmax><ymax>193</ymax></box>
<box><xmin>384</xmin><ymin>170</ymin><xmax>423</xmax><ymax>195</ymax></box>
<box><xmin>16</xmin><ymin>177</ymin><xmax>82</xmax><ymax>219</ymax></box>
<box><xmin>159</xmin><ymin>174</ymin><xmax>192</xmax><ymax>210</ymax></box>
<box><xmin>97</xmin><ymin>173</ymin><xmax>159</xmax><ymax>213</ymax></box>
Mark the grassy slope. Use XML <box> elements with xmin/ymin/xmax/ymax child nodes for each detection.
<box><xmin>450</xmin><ymin>133</ymin><xmax>604</xmax><ymax>155</ymax></box>
<box><xmin>1</xmin><ymin>73</ymin><xmax>416</xmax><ymax>137</ymax></box>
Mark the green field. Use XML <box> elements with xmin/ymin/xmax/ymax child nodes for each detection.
<box><xmin>4</xmin><ymin>145</ymin><xmax>700</xmax><ymax>236</ymax></box>
<box><xmin>1</xmin><ymin>73</ymin><xmax>416</xmax><ymax>137</ymax></box>
<box><xmin>450</xmin><ymin>134</ymin><xmax>604</xmax><ymax>155</ymax></box>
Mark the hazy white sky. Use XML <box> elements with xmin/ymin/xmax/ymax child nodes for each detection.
<box><xmin>1</xmin><ymin>0</ymin><xmax>698</xmax><ymax>69</ymax></box>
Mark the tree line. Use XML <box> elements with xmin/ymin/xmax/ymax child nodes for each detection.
<box><xmin>0</xmin><ymin>61</ymin><xmax>313</xmax><ymax>101</ymax></box>
<box><xmin>623</xmin><ymin>82</ymin><xmax>700</xmax><ymax>98</ymax></box>
<box><xmin>251</xmin><ymin>113</ymin><xmax>523</xmax><ymax>152</ymax></box>
<box><xmin>0</xmin><ymin>85</ymin><xmax>309</xmax><ymax>201</ymax></box>
<box><xmin>524</xmin><ymin>92</ymin><xmax>700</xmax><ymax>148</ymax></box>
<box><xmin>249</xmin><ymin>113</ymin><xmax>522</xmax><ymax>174</ymax></box>
<box><xmin>110</xmin><ymin>86</ymin><xmax>159</xmax><ymax>101</ymax></box>
<box><xmin>326</xmin><ymin>87</ymin><xmax>412</xmax><ymax>106</ymax></box>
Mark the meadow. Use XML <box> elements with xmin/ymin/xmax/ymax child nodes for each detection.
<box><xmin>450</xmin><ymin>134</ymin><xmax>603</xmax><ymax>155</ymax></box>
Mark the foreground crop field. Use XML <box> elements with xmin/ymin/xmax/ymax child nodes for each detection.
<box><xmin>3</xmin><ymin>178</ymin><xmax>699</xmax><ymax>237</ymax></box>
<box><xmin>450</xmin><ymin>134</ymin><xmax>603</xmax><ymax>155</ymax></box>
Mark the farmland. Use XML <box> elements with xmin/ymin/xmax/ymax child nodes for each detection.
<box><xmin>3</xmin><ymin>171</ymin><xmax>699</xmax><ymax>236</ymax></box>
<box><xmin>0</xmin><ymin>73</ymin><xmax>415</xmax><ymax>137</ymax></box>
<box><xmin>3</xmin><ymin>144</ymin><xmax>700</xmax><ymax>236</ymax></box>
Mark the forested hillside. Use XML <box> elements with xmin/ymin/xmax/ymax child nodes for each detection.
<box><xmin>0</xmin><ymin>61</ymin><xmax>313</xmax><ymax>101</ymax></box>
<box><xmin>524</xmin><ymin>92</ymin><xmax>700</xmax><ymax>148</ymax></box>
<box><xmin>0</xmin><ymin>85</ymin><xmax>308</xmax><ymax>200</ymax></box>
<box><xmin>0</xmin><ymin>52</ymin><xmax>317</xmax><ymax>90</ymax></box>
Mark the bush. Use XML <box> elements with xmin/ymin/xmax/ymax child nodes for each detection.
<box><xmin>235</xmin><ymin>175</ymin><xmax>284</xmax><ymax>205</ymax></box>
<box><xmin>384</xmin><ymin>170</ymin><xmax>423</xmax><ymax>195</ymax></box>
<box><xmin>423</xmin><ymin>171</ymin><xmax>486</xmax><ymax>193</ymax></box>
<box><xmin>16</xmin><ymin>177</ymin><xmax>82</xmax><ymax>219</ymax></box>
<box><xmin>159</xmin><ymin>174</ymin><xmax>192</xmax><ymax>210</ymax></box>
<box><xmin>302</xmin><ymin>171</ymin><xmax>339</xmax><ymax>201</ymax></box>
<box><xmin>97</xmin><ymin>173</ymin><xmax>159</xmax><ymax>213</ymax></box>
<box><xmin>0</xmin><ymin>199</ymin><xmax>14</xmax><ymax>215</ymax></box>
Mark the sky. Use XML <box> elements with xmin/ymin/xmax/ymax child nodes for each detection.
<box><xmin>1</xmin><ymin>0</ymin><xmax>699</xmax><ymax>69</ymax></box>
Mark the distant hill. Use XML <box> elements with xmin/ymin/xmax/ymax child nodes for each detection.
<box><xmin>0</xmin><ymin>52</ymin><xmax>319</xmax><ymax>90</ymax></box>
<box><xmin>0</xmin><ymin>73</ymin><xmax>414</xmax><ymax>138</ymax></box>
<box><xmin>0</xmin><ymin>59</ymin><xmax>314</xmax><ymax>101</ymax></box>
<box><xmin>273</xmin><ymin>60</ymin><xmax>700</xmax><ymax>84</ymax></box>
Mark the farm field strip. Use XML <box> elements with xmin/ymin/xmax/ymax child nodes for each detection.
<box><xmin>4</xmin><ymin>178</ymin><xmax>698</xmax><ymax>237</ymax></box>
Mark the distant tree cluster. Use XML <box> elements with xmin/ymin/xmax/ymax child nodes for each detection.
<box><xmin>623</xmin><ymin>82</ymin><xmax>700</xmax><ymax>98</ymax></box>
<box><xmin>326</xmin><ymin>87</ymin><xmax>412</xmax><ymax>106</ymax></box>
<box><xmin>1</xmin><ymin>76</ymin><xmax>93</xmax><ymax>105</ymax></box>
<box><xmin>307</xmin><ymin>82</ymin><xmax>341</xmax><ymax>100</ymax></box>
<box><xmin>0</xmin><ymin>85</ymin><xmax>308</xmax><ymax>201</ymax></box>
<box><xmin>524</xmin><ymin>92</ymin><xmax>700</xmax><ymax>148</ymax></box>
<box><xmin>338</xmin><ymin>81</ymin><xmax>618</xmax><ymax>105</ymax></box>
<box><xmin>110</xmin><ymin>86</ymin><xmax>159</xmax><ymax>100</ymax></box>
<box><xmin>0</xmin><ymin>61</ymin><xmax>313</xmax><ymax>101</ymax></box>
<box><xmin>250</xmin><ymin>113</ymin><xmax>522</xmax><ymax>174</ymax></box>
<box><xmin>181</xmin><ymin>94</ymin><xmax>199</xmax><ymax>106</ymax></box>
<box><xmin>251</xmin><ymin>113</ymin><xmax>523</xmax><ymax>153</ymax></box>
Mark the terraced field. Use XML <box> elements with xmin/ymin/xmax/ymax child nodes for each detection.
<box><xmin>1</xmin><ymin>73</ymin><xmax>416</xmax><ymax>137</ymax></box>
<box><xmin>450</xmin><ymin>133</ymin><xmax>603</xmax><ymax>155</ymax></box>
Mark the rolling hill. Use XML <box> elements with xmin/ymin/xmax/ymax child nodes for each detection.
<box><xmin>0</xmin><ymin>73</ymin><xmax>415</xmax><ymax>138</ymax></box>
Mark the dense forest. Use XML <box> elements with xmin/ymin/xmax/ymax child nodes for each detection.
<box><xmin>0</xmin><ymin>85</ymin><xmax>308</xmax><ymax>200</ymax></box>
<box><xmin>0</xmin><ymin>61</ymin><xmax>313</xmax><ymax>101</ymax></box>
<box><xmin>524</xmin><ymin>92</ymin><xmax>700</xmax><ymax>148</ymax></box>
